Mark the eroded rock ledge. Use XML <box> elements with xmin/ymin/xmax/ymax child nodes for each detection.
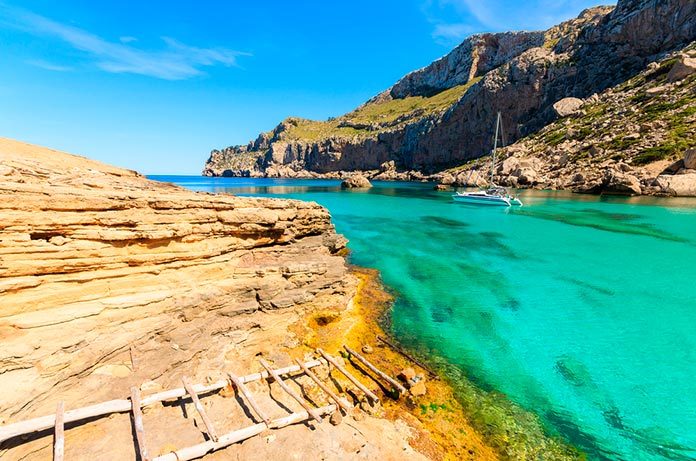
<box><xmin>0</xmin><ymin>137</ymin><xmax>356</xmax><ymax>424</ymax></box>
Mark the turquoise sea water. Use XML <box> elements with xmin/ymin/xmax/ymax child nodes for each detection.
<box><xmin>152</xmin><ymin>176</ymin><xmax>696</xmax><ymax>461</ymax></box>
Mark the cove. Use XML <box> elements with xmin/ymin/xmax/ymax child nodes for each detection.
<box><xmin>154</xmin><ymin>176</ymin><xmax>696</xmax><ymax>461</ymax></box>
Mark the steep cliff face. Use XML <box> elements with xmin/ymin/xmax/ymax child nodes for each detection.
<box><xmin>203</xmin><ymin>0</ymin><xmax>696</xmax><ymax>178</ymax></box>
<box><xmin>438</xmin><ymin>45</ymin><xmax>696</xmax><ymax>195</ymax></box>
<box><xmin>0</xmin><ymin>137</ymin><xmax>355</xmax><ymax>423</ymax></box>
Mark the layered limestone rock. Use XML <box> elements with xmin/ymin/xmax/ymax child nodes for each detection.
<box><xmin>0</xmin><ymin>137</ymin><xmax>356</xmax><ymax>425</ymax></box>
<box><xmin>203</xmin><ymin>0</ymin><xmax>696</xmax><ymax>181</ymax></box>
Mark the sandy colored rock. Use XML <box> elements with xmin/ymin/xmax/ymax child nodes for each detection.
<box><xmin>552</xmin><ymin>97</ymin><xmax>584</xmax><ymax>117</ymax></box>
<box><xmin>398</xmin><ymin>367</ymin><xmax>417</xmax><ymax>382</ymax></box>
<box><xmin>656</xmin><ymin>173</ymin><xmax>696</xmax><ymax>196</ymax></box>
<box><xmin>667</xmin><ymin>54</ymin><xmax>696</xmax><ymax>82</ymax></box>
<box><xmin>341</xmin><ymin>174</ymin><xmax>372</xmax><ymax>189</ymax></box>
<box><xmin>409</xmin><ymin>381</ymin><xmax>427</xmax><ymax>397</ymax></box>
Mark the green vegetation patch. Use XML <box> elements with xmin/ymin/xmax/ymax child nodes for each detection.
<box><xmin>345</xmin><ymin>78</ymin><xmax>481</xmax><ymax>126</ymax></box>
<box><xmin>282</xmin><ymin>77</ymin><xmax>483</xmax><ymax>142</ymax></box>
<box><xmin>634</xmin><ymin>121</ymin><xmax>696</xmax><ymax>165</ymax></box>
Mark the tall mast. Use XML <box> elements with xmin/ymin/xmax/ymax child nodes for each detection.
<box><xmin>490</xmin><ymin>112</ymin><xmax>501</xmax><ymax>186</ymax></box>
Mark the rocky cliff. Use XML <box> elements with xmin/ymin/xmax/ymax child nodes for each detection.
<box><xmin>203</xmin><ymin>0</ymin><xmax>696</xmax><ymax>184</ymax></box>
<box><xmin>0</xmin><ymin>138</ymin><xmax>353</xmax><ymax>429</ymax></box>
<box><xmin>439</xmin><ymin>45</ymin><xmax>696</xmax><ymax>195</ymax></box>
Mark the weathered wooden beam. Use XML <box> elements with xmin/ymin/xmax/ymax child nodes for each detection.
<box><xmin>316</xmin><ymin>349</ymin><xmax>379</xmax><ymax>403</ymax></box>
<box><xmin>53</xmin><ymin>401</ymin><xmax>64</xmax><ymax>461</ymax></box>
<box><xmin>227</xmin><ymin>371</ymin><xmax>271</xmax><ymax>426</ymax></box>
<box><xmin>259</xmin><ymin>359</ymin><xmax>323</xmax><ymax>423</ymax></box>
<box><xmin>130</xmin><ymin>387</ymin><xmax>149</xmax><ymax>461</ymax></box>
<box><xmin>343</xmin><ymin>345</ymin><xmax>407</xmax><ymax>395</ymax></box>
<box><xmin>182</xmin><ymin>376</ymin><xmax>219</xmax><ymax>442</ymax></box>
<box><xmin>152</xmin><ymin>404</ymin><xmax>336</xmax><ymax>461</ymax></box>
<box><xmin>0</xmin><ymin>359</ymin><xmax>327</xmax><ymax>444</ymax></box>
<box><xmin>294</xmin><ymin>358</ymin><xmax>353</xmax><ymax>413</ymax></box>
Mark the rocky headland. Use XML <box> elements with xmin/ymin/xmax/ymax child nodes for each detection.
<box><xmin>203</xmin><ymin>0</ymin><xmax>696</xmax><ymax>196</ymax></box>
<box><xmin>0</xmin><ymin>138</ymin><xmax>413</xmax><ymax>459</ymax></box>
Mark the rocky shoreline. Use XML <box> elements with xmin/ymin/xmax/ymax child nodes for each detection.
<box><xmin>203</xmin><ymin>44</ymin><xmax>696</xmax><ymax>198</ymax></box>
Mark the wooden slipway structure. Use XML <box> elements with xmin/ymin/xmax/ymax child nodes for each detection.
<box><xmin>0</xmin><ymin>347</ymin><xmax>407</xmax><ymax>461</ymax></box>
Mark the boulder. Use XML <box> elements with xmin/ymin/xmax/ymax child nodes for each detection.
<box><xmin>398</xmin><ymin>368</ymin><xmax>416</xmax><ymax>382</ymax></box>
<box><xmin>667</xmin><ymin>55</ymin><xmax>696</xmax><ymax>82</ymax></box>
<box><xmin>516</xmin><ymin>168</ymin><xmax>539</xmax><ymax>185</ymax></box>
<box><xmin>434</xmin><ymin>184</ymin><xmax>449</xmax><ymax>191</ymax></box>
<box><xmin>552</xmin><ymin>97</ymin><xmax>584</xmax><ymax>117</ymax></box>
<box><xmin>340</xmin><ymin>175</ymin><xmax>372</xmax><ymax>189</ymax></box>
<box><xmin>656</xmin><ymin>173</ymin><xmax>696</xmax><ymax>196</ymax></box>
<box><xmin>409</xmin><ymin>381</ymin><xmax>427</xmax><ymax>397</ymax></box>
<box><xmin>603</xmin><ymin>170</ymin><xmax>642</xmax><ymax>195</ymax></box>
<box><xmin>661</xmin><ymin>159</ymin><xmax>685</xmax><ymax>175</ymax></box>
<box><xmin>684</xmin><ymin>148</ymin><xmax>696</xmax><ymax>170</ymax></box>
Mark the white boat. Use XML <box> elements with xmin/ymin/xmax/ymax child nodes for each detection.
<box><xmin>452</xmin><ymin>112</ymin><xmax>523</xmax><ymax>207</ymax></box>
<box><xmin>453</xmin><ymin>187</ymin><xmax>523</xmax><ymax>206</ymax></box>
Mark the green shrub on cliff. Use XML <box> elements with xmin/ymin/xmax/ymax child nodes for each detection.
<box><xmin>282</xmin><ymin>77</ymin><xmax>483</xmax><ymax>142</ymax></box>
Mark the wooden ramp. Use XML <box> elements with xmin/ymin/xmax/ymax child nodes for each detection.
<box><xmin>0</xmin><ymin>347</ymin><xmax>404</xmax><ymax>461</ymax></box>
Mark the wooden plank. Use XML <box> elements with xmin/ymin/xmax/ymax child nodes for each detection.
<box><xmin>53</xmin><ymin>401</ymin><xmax>64</xmax><ymax>461</ymax></box>
<box><xmin>377</xmin><ymin>335</ymin><xmax>438</xmax><ymax>378</ymax></box>
<box><xmin>0</xmin><ymin>360</ymin><xmax>327</xmax><ymax>444</ymax></box>
<box><xmin>316</xmin><ymin>349</ymin><xmax>379</xmax><ymax>403</ymax></box>
<box><xmin>294</xmin><ymin>358</ymin><xmax>353</xmax><ymax>413</ymax></box>
<box><xmin>181</xmin><ymin>376</ymin><xmax>219</xmax><ymax>442</ymax></box>
<box><xmin>227</xmin><ymin>371</ymin><xmax>271</xmax><ymax>426</ymax></box>
<box><xmin>130</xmin><ymin>387</ymin><xmax>149</xmax><ymax>461</ymax></box>
<box><xmin>258</xmin><ymin>359</ymin><xmax>323</xmax><ymax>423</ymax></box>
<box><xmin>343</xmin><ymin>345</ymin><xmax>407</xmax><ymax>395</ymax></box>
<box><xmin>152</xmin><ymin>404</ymin><xmax>336</xmax><ymax>461</ymax></box>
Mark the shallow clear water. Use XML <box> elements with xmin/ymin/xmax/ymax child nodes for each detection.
<box><xmin>153</xmin><ymin>176</ymin><xmax>696</xmax><ymax>461</ymax></box>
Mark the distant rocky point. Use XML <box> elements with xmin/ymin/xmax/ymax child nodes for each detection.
<box><xmin>203</xmin><ymin>0</ymin><xmax>696</xmax><ymax>196</ymax></box>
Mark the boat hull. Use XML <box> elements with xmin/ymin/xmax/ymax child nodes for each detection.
<box><xmin>452</xmin><ymin>194</ymin><xmax>512</xmax><ymax>206</ymax></box>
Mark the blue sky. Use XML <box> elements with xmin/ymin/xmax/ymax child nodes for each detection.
<box><xmin>0</xmin><ymin>0</ymin><xmax>608</xmax><ymax>174</ymax></box>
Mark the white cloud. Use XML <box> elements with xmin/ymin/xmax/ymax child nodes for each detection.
<box><xmin>432</xmin><ymin>23</ymin><xmax>475</xmax><ymax>45</ymax></box>
<box><xmin>26</xmin><ymin>59</ymin><xmax>73</xmax><ymax>72</ymax></box>
<box><xmin>2</xmin><ymin>6</ymin><xmax>250</xmax><ymax>80</ymax></box>
<box><xmin>119</xmin><ymin>36</ymin><xmax>137</xmax><ymax>43</ymax></box>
